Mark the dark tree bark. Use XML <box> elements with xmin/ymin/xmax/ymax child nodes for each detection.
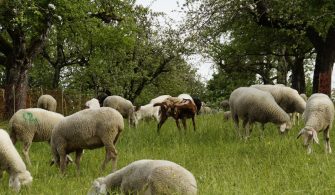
<box><xmin>0</xmin><ymin>7</ymin><xmax>52</xmax><ymax>118</ymax></box>
<box><xmin>253</xmin><ymin>0</ymin><xmax>335</xmax><ymax>96</ymax></box>
<box><xmin>291</xmin><ymin>56</ymin><xmax>305</xmax><ymax>94</ymax></box>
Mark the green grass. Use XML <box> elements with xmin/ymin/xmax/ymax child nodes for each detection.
<box><xmin>1</xmin><ymin>113</ymin><xmax>335</xmax><ymax>194</ymax></box>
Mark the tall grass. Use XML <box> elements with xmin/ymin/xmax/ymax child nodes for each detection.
<box><xmin>1</xmin><ymin>113</ymin><xmax>335</xmax><ymax>194</ymax></box>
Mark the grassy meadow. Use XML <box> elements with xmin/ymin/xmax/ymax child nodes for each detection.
<box><xmin>1</xmin><ymin>113</ymin><xmax>335</xmax><ymax>194</ymax></box>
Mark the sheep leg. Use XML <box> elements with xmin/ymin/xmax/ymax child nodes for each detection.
<box><xmin>75</xmin><ymin>149</ymin><xmax>83</xmax><ymax>172</ymax></box>
<box><xmin>175</xmin><ymin>119</ymin><xmax>181</xmax><ymax>131</ymax></box>
<box><xmin>113</xmin><ymin>131</ymin><xmax>121</xmax><ymax>145</ymax></box>
<box><xmin>181</xmin><ymin>118</ymin><xmax>187</xmax><ymax>131</ymax></box>
<box><xmin>23</xmin><ymin>141</ymin><xmax>32</xmax><ymax>166</ymax></box>
<box><xmin>242</xmin><ymin>119</ymin><xmax>250</xmax><ymax>138</ymax></box>
<box><xmin>102</xmin><ymin>145</ymin><xmax>118</xmax><ymax>171</ymax></box>
<box><xmin>59</xmin><ymin>153</ymin><xmax>67</xmax><ymax>174</ymax></box>
<box><xmin>157</xmin><ymin>115</ymin><xmax>168</xmax><ymax>134</ymax></box>
<box><xmin>232</xmin><ymin>114</ymin><xmax>241</xmax><ymax>137</ymax></box>
<box><xmin>191</xmin><ymin>116</ymin><xmax>196</xmax><ymax>131</ymax></box>
<box><xmin>324</xmin><ymin>128</ymin><xmax>332</xmax><ymax>154</ymax></box>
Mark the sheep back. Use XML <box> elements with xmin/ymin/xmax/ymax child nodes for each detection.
<box><xmin>304</xmin><ymin>93</ymin><xmax>334</xmax><ymax>131</ymax></box>
<box><xmin>251</xmin><ymin>84</ymin><xmax>306</xmax><ymax>114</ymax></box>
<box><xmin>103</xmin><ymin>96</ymin><xmax>134</xmax><ymax>119</ymax></box>
<box><xmin>51</xmin><ymin>107</ymin><xmax>124</xmax><ymax>153</ymax></box>
<box><xmin>230</xmin><ymin>87</ymin><xmax>290</xmax><ymax>125</ymax></box>
<box><xmin>9</xmin><ymin>108</ymin><xmax>64</xmax><ymax>142</ymax></box>
<box><xmin>37</xmin><ymin>94</ymin><xmax>57</xmax><ymax>112</ymax></box>
<box><xmin>90</xmin><ymin>159</ymin><xmax>197</xmax><ymax>195</ymax></box>
<box><xmin>149</xmin><ymin>95</ymin><xmax>171</xmax><ymax>104</ymax></box>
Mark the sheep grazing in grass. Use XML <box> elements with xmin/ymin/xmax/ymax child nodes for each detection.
<box><xmin>251</xmin><ymin>84</ymin><xmax>306</xmax><ymax>114</ymax></box>
<box><xmin>0</xmin><ymin>129</ymin><xmax>33</xmax><ymax>192</ymax></box>
<box><xmin>297</xmin><ymin>93</ymin><xmax>335</xmax><ymax>154</ymax></box>
<box><xmin>103</xmin><ymin>95</ymin><xmax>136</xmax><ymax>127</ymax></box>
<box><xmin>88</xmin><ymin>159</ymin><xmax>197</xmax><ymax>195</ymax></box>
<box><xmin>134</xmin><ymin>103</ymin><xmax>160</xmax><ymax>125</ymax></box>
<box><xmin>220</xmin><ymin>100</ymin><xmax>230</xmax><ymax>111</ymax></box>
<box><xmin>85</xmin><ymin>98</ymin><xmax>100</xmax><ymax>109</ymax></box>
<box><xmin>9</xmin><ymin>108</ymin><xmax>65</xmax><ymax>166</ymax></box>
<box><xmin>229</xmin><ymin>87</ymin><xmax>291</xmax><ymax>138</ymax></box>
<box><xmin>37</xmin><ymin>94</ymin><xmax>57</xmax><ymax>112</ymax></box>
<box><xmin>224</xmin><ymin>111</ymin><xmax>231</xmax><ymax>121</ymax></box>
<box><xmin>51</xmin><ymin>107</ymin><xmax>124</xmax><ymax>174</ymax></box>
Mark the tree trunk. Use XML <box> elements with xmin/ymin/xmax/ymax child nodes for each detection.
<box><xmin>312</xmin><ymin>51</ymin><xmax>334</xmax><ymax>96</ymax></box>
<box><xmin>4</xmin><ymin>62</ymin><xmax>29</xmax><ymax>118</ymax></box>
<box><xmin>52</xmin><ymin>65</ymin><xmax>61</xmax><ymax>89</ymax></box>
<box><xmin>291</xmin><ymin>56</ymin><xmax>305</xmax><ymax>94</ymax></box>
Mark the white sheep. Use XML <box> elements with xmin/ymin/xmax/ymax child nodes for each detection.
<box><xmin>199</xmin><ymin>106</ymin><xmax>212</xmax><ymax>114</ymax></box>
<box><xmin>0</xmin><ymin>129</ymin><xmax>33</xmax><ymax>192</ymax></box>
<box><xmin>9</xmin><ymin>108</ymin><xmax>65</xmax><ymax>166</ymax></box>
<box><xmin>37</xmin><ymin>94</ymin><xmax>57</xmax><ymax>112</ymax></box>
<box><xmin>103</xmin><ymin>95</ymin><xmax>136</xmax><ymax>127</ymax></box>
<box><xmin>229</xmin><ymin>87</ymin><xmax>291</xmax><ymax>138</ymax></box>
<box><xmin>149</xmin><ymin>95</ymin><xmax>171</xmax><ymax>104</ymax></box>
<box><xmin>51</xmin><ymin>107</ymin><xmax>124</xmax><ymax>174</ymax></box>
<box><xmin>251</xmin><ymin>84</ymin><xmax>306</xmax><ymax>114</ymax></box>
<box><xmin>88</xmin><ymin>159</ymin><xmax>197</xmax><ymax>195</ymax></box>
<box><xmin>297</xmin><ymin>93</ymin><xmax>334</xmax><ymax>154</ymax></box>
<box><xmin>134</xmin><ymin>103</ymin><xmax>160</xmax><ymax>125</ymax></box>
<box><xmin>85</xmin><ymin>98</ymin><xmax>100</xmax><ymax>109</ymax></box>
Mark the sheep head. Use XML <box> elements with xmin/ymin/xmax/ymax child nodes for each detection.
<box><xmin>297</xmin><ymin>127</ymin><xmax>319</xmax><ymax>145</ymax></box>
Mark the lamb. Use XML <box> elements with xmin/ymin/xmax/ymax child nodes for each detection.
<box><xmin>220</xmin><ymin>100</ymin><xmax>230</xmax><ymax>111</ymax></box>
<box><xmin>224</xmin><ymin>111</ymin><xmax>231</xmax><ymax>121</ymax></box>
<box><xmin>297</xmin><ymin>93</ymin><xmax>334</xmax><ymax>154</ymax></box>
<box><xmin>37</xmin><ymin>94</ymin><xmax>57</xmax><ymax>112</ymax></box>
<box><xmin>51</xmin><ymin>107</ymin><xmax>124</xmax><ymax>174</ymax></box>
<box><xmin>154</xmin><ymin>97</ymin><xmax>197</xmax><ymax>133</ymax></box>
<box><xmin>9</xmin><ymin>108</ymin><xmax>65</xmax><ymax>166</ymax></box>
<box><xmin>229</xmin><ymin>87</ymin><xmax>291</xmax><ymax>138</ymax></box>
<box><xmin>103</xmin><ymin>95</ymin><xmax>136</xmax><ymax>127</ymax></box>
<box><xmin>85</xmin><ymin>98</ymin><xmax>100</xmax><ymax>109</ymax></box>
<box><xmin>0</xmin><ymin>129</ymin><xmax>33</xmax><ymax>192</ymax></box>
<box><xmin>199</xmin><ymin>106</ymin><xmax>212</xmax><ymax>114</ymax></box>
<box><xmin>251</xmin><ymin>84</ymin><xmax>306</xmax><ymax>114</ymax></box>
<box><xmin>88</xmin><ymin>159</ymin><xmax>197</xmax><ymax>195</ymax></box>
<box><xmin>134</xmin><ymin>103</ymin><xmax>160</xmax><ymax>126</ymax></box>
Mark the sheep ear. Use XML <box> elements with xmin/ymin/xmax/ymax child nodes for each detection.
<box><xmin>297</xmin><ymin>128</ymin><xmax>305</xmax><ymax>139</ymax></box>
<box><xmin>312</xmin><ymin>129</ymin><xmax>319</xmax><ymax>144</ymax></box>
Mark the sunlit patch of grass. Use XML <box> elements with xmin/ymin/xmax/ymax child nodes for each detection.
<box><xmin>1</xmin><ymin>113</ymin><xmax>335</xmax><ymax>194</ymax></box>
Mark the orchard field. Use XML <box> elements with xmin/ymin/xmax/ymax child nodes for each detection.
<box><xmin>1</xmin><ymin>113</ymin><xmax>335</xmax><ymax>194</ymax></box>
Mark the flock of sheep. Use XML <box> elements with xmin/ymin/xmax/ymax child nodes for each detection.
<box><xmin>0</xmin><ymin>84</ymin><xmax>334</xmax><ymax>194</ymax></box>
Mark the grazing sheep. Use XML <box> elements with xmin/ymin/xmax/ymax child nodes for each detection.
<box><xmin>37</xmin><ymin>94</ymin><xmax>57</xmax><ymax>112</ymax></box>
<box><xmin>191</xmin><ymin>96</ymin><xmax>202</xmax><ymax>114</ymax></box>
<box><xmin>85</xmin><ymin>98</ymin><xmax>100</xmax><ymax>109</ymax></box>
<box><xmin>154</xmin><ymin>97</ymin><xmax>197</xmax><ymax>133</ymax></box>
<box><xmin>220</xmin><ymin>100</ymin><xmax>230</xmax><ymax>110</ymax></box>
<box><xmin>224</xmin><ymin>111</ymin><xmax>231</xmax><ymax>121</ymax></box>
<box><xmin>297</xmin><ymin>93</ymin><xmax>335</xmax><ymax>154</ymax></box>
<box><xmin>251</xmin><ymin>84</ymin><xmax>306</xmax><ymax>114</ymax></box>
<box><xmin>0</xmin><ymin>129</ymin><xmax>33</xmax><ymax>192</ymax></box>
<box><xmin>88</xmin><ymin>159</ymin><xmax>197</xmax><ymax>195</ymax></box>
<box><xmin>51</xmin><ymin>107</ymin><xmax>124</xmax><ymax>174</ymax></box>
<box><xmin>229</xmin><ymin>87</ymin><xmax>291</xmax><ymax>138</ymax></box>
<box><xmin>9</xmin><ymin>108</ymin><xmax>65</xmax><ymax>166</ymax></box>
<box><xmin>199</xmin><ymin>106</ymin><xmax>212</xmax><ymax>114</ymax></box>
<box><xmin>134</xmin><ymin>103</ymin><xmax>160</xmax><ymax>126</ymax></box>
<box><xmin>103</xmin><ymin>95</ymin><xmax>136</xmax><ymax>127</ymax></box>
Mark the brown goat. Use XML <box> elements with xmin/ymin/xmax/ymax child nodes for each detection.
<box><xmin>154</xmin><ymin>98</ymin><xmax>196</xmax><ymax>133</ymax></box>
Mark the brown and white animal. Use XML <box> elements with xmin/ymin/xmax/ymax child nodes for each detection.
<box><xmin>50</xmin><ymin>107</ymin><xmax>124</xmax><ymax>174</ymax></box>
<box><xmin>154</xmin><ymin>97</ymin><xmax>197</xmax><ymax>133</ymax></box>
